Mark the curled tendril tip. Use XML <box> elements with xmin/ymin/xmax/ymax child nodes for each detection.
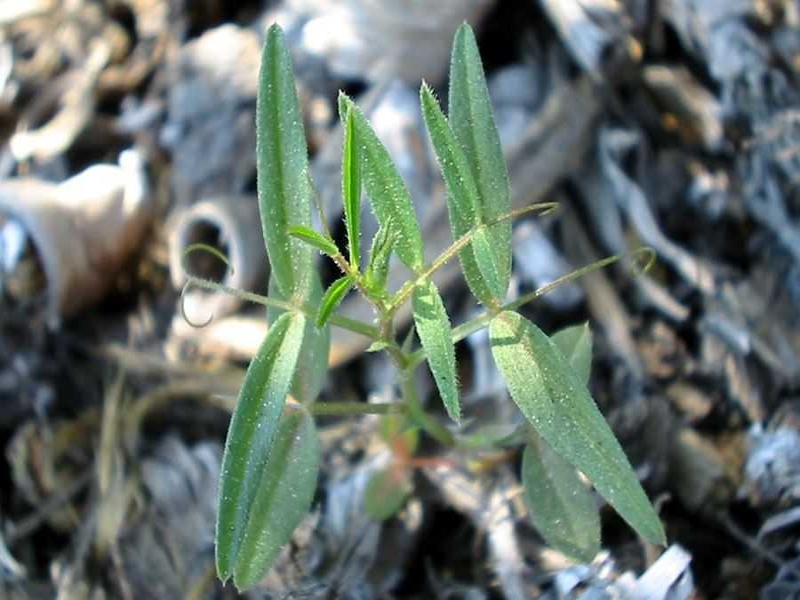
<box><xmin>538</xmin><ymin>202</ymin><xmax>559</xmax><ymax>217</ymax></box>
<box><xmin>628</xmin><ymin>246</ymin><xmax>656</xmax><ymax>278</ymax></box>
<box><xmin>180</xmin><ymin>280</ymin><xmax>214</xmax><ymax>328</ymax></box>
<box><xmin>179</xmin><ymin>242</ymin><xmax>236</xmax><ymax>329</ymax></box>
<box><xmin>182</xmin><ymin>243</ymin><xmax>235</xmax><ymax>276</ymax></box>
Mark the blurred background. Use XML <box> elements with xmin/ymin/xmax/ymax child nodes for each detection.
<box><xmin>0</xmin><ymin>0</ymin><xmax>799</xmax><ymax>598</ymax></box>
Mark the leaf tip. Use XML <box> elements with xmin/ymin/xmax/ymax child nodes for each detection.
<box><xmin>643</xmin><ymin>517</ymin><xmax>668</xmax><ymax>547</ymax></box>
<box><xmin>420</xmin><ymin>79</ymin><xmax>433</xmax><ymax>99</ymax></box>
<box><xmin>460</xmin><ymin>21</ymin><xmax>477</xmax><ymax>37</ymax></box>
<box><xmin>266</xmin><ymin>22</ymin><xmax>283</xmax><ymax>38</ymax></box>
<box><xmin>454</xmin><ymin>21</ymin><xmax>472</xmax><ymax>41</ymax></box>
<box><xmin>232</xmin><ymin>572</ymin><xmax>254</xmax><ymax>594</ymax></box>
<box><xmin>216</xmin><ymin>566</ymin><xmax>230</xmax><ymax>586</ymax></box>
<box><xmin>337</xmin><ymin>89</ymin><xmax>351</xmax><ymax>121</ymax></box>
<box><xmin>446</xmin><ymin>405</ymin><xmax>461</xmax><ymax>425</ymax></box>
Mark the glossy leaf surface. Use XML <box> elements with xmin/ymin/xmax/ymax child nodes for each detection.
<box><xmin>216</xmin><ymin>311</ymin><xmax>307</xmax><ymax>582</ymax></box>
<box><xmin>412</xmin><ymin>280</ymin><xmax>459</xmax><ymax>422</ymax></box>
<box><xmin>489</xmin><ymin>311</ymin><xmax>665</xmax><ymax>545</ymax></box>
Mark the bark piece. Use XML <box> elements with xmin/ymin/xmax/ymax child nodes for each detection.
<box><xmin>0</xmin><ymin>150</ymin><xmax>150</xmax><ymax>325</ymax></box>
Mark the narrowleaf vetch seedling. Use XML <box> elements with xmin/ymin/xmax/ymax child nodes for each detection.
<box><xmin>182</xmin><ymin>23</ymin><xmax>666</xmax><ymax>591</ymax></box>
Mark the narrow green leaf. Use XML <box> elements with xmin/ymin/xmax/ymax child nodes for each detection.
<box><xmin>317</xmin><ymin>274</ymin><xmax>354</xmax><ymax>327</ymax></box>
<box><xmin>552</xmin><ymin>323</ymin><xmax>593</xmax><ymax>386</ymax></box>
<box><xmin>216</xmin><ymin>311</ymin><xmax>307</xmax><ymax>581</ymax></box>
<box><xmin>489</xmin><ymin>311</ymin><xmax>666</xmax><ymax>545</ymax></box>
<box><xmin>288</xmin><ymin>225</ymin><xmax>340</xmax><ymax>258</ymax></box>
<box><xmin>522</xmin><ymin>433</ymin><xmax>601</xmax><ymax>562</ymax></box>
<box><xmin>523</xmin><ymin>321</ymin><xmax>599</xmax><ymax>560</ymax></box>
<box><xmin>363</xmin><ymin>220</ymin><xmax>396</xmax><ymax>296</ymax></box>
<box><xmin>412</xmin><ymin>280</ymin><xmax>460</xmax><ymax>422</ymax></box>
<box><xmin>471</xmin><ymin>227</ymin><xmax>505</xmax><ymax>300</ymax></box>
<box><xmin>338</xmin><ymin>93</ymin><xmax>424</xmax><ymax>270</ymax></box>
<box><xmin>232</xmin><ymin>404</ymin><xmax>320</xmax><ymax>590</ymax></box>
<box><xmin>257</xmin><ymin>25</ymin><xmax>314</xmax><ymax>300</ymax></box>
<box><xmin>420</xmin><ymin>83</ymin><xmax>503</xmax><ymax>305</ymax></box>
<box><xmin>419</xmin><ymin>83</ymin><xmax>479</xmax><ymax>234</ymax></box>
<box><xmin>449</xmin><ymin>23</ymin><xmax>512</xmax><ymax>293</ymax></box>
<box><xmin>268</xmin><ymin>276</ymin><xmax>330</xmax><ymax>404</ymax></box>
<box><xmin>364</xmin><ymin>465</ymin><xmax>413</xmax><ymax>521</ymax></box>
<box><xmin>342</xmin><ymin>105</ymin><xmax>362</xmax><ymax>268</ymax></box>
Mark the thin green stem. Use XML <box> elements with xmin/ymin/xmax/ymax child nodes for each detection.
<box><xmin>379</xmin><ymin>317</ymin><xmax>407</xmax><ymax>369</ymax></box>
<box><xmin>406</xmin><ymin>247</ymin><xmax>655</xmax><ymax>369</ymax></box>
<box><xmin>328</xmin><ymin>314</ymin><xmax>379</xmax><ymax>339</ymax></box>
<box><xmin>502</xmin><ymin>201</ymin><xmax>560</xmax><ymax>222</ymax></box>
<box><xmin>331</xmin><ymin>254</ymin><xmax>375</xmax><ymax>305</ymax></box>
<box><xmin>308</xmin><ymin>173</ymin><xmax>392</xmax><ymax>318</ymax></box>
<box><xmin>181</xmin><ymin>275</ymin><xmax>293</xmax><ymax>316</ymax></box>
<box><xmin>182</xmin><ymin>275</ymin><xmax>379</xmax><ymax>339</ymax></box>
<box><xmin>310</xmin><ymin>401</ymin><xmax>401</xmax><ymax>416</ymax></box>
<box><xmin>324</xmin><ymin>238</ymin><xmax>395</xmax><ymax>320</ymax></box>
<box><xmin>504</xmin><ymin>246</ymin><xmax>655</xmax><ymax>313</ymax></box>
<box><xmin>181</xmin><ymin>237</ymin><xmax>382</xmax><ymax>338</ymax></box>
<box><xmin>389</xmin><ymin>229</ymin><xmax>473</xmax><ymax>312</ymax></box>
<box><xmin>308</xmin><ymin>171</ymin><xmax>336</xmax><ymax>242</ymax></box>
<box><xmin>401</xmin><ymin>372</ymin><xmax>454</xmax><ymax>446</ymax></box>
<box><xmin>388</xmin><ymin>202</ymin><xmax>558</xmax><ymax>313</ymax></box>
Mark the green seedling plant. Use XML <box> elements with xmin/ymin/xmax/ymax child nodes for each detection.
<box><xmin>183</xmin><ymin>23</ymin><xmax>666</xmax><ymax>591</ymax></box>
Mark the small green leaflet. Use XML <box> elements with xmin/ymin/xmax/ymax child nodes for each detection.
<box><xmin>256</xmin><ymin>25</ymin><xmax>314</xmax><ymax>301</ymax></box>
<box><xmin>287</xmin><ymin>225</ymin><xmax>339</xmax><ymax>258</ymax></box>
<box><xmin>364</xmin><ymin>465</ymin><xmax>413</xmax><ymax>521</ymax></box>
<box><xmin>420</xmin><ymin>83</ymin><xmax>503</xmax><ymax>306</ymax></box>
<box><xmin>419</xmin><ymin>83</ymin><xmax>478</xmax><ymax>235</ymax></box>
<box><xmin>341</xmin><ymin>103</ymin><xmax>362</xmax><ymax>268</ymax></box>
<box><xmin>338</xmin><ymin>93</ymin><xmax>424</xmax><ymax>271</ymax></box>
<box><xmin>364</xmin><ymin>220</ymin><xmax>396</xmax><ymax>296</ymax></box>
<box><xmin>412</xmin><ymin>280</ymin><xmax>459</xmax><ymax>423</ymax></box>
<box><xmin>522</xmin><ymin>434</ymin><xmax>601</xmax><ymax>562</ymax></box>
<box><xmin>471</xmin><ymin>227</ymin><xmax>505</xmax><ymax>301</ymax></box>
<box><xmin>267</xmin><ymin>276</ymin><xmax>330</xmax><ymax>404</ymax></box>
<box><xmin>489</xmin><ymin>311</ymin><xmax>666</xmax><ymax>545</ymax></box>
<box><xmin>317</xmin><ymin>274</ymin><xmax>354</xmax><ymax>327</ymax></box>
<box><xmin>551</xmin><ymin>323</ymin><xmax>593</xmax><ymax>386</ymax></box>
<box><xmin>229</xmin><ymin>404</ymin><xmax>320</xmax><ymax>590</ymax></box>
<box><xmin>523</xmin><ymin>322</ymin><xmax>599</xmax><ymax>562</ymax></box>
<box><xmin>216</xmin><ymin>311</ymin><xmax>307</xmax><ymax>583</ymax></box>
<box><xmin>448</xmin><ymin>23</ymin><xmax>512</xmax><ymax>293</ymax></box>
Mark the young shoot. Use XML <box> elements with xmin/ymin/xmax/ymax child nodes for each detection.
<box><xmin>180</xmin><ymin>23</ymin><xmax>667</xmax><ymax>591</ymax></box>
